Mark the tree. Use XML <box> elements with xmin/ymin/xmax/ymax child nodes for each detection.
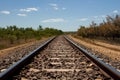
<box><xmin>77</xmin><ymin>15</ymin><xmax>120</xmax><ymax>40</ymax></box>
<box><xmin>8</xmin><ymin>35</ymin><xmax>17</xmax><ymax>44</ymax></box>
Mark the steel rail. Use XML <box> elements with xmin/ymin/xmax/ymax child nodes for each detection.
<box><xmin>64</xmin><ymin>36</ymin><xmax>120</xmax><ymax>80</ymax></box>
<box><xmin>0</xmin><ymin>36</ymin><xmax>56</xmax><ymax>80</ymax></box>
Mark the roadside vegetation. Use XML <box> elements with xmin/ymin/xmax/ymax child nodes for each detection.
<box><xmin>0</xmin><ymin>25</ymin><xmax>63</xmax><ymax>49</ymax></box>
<box><xmin>76</xmin><ymin>15</ymin><xmax>120</xmax><ymax>43</ymax></box>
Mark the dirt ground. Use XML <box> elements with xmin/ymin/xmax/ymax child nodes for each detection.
<box><xmin>0</xmin><ymin>36</ymin><xmax>120</xmax><ymax>61</ymax></box>
<box><xmin>0</xmin><ymin>38</ymin><xmax>47</xmax><ymax>58</ymax></box>
<box><xmin>69</xmin><ymin>35</ymin><xmax>120</xmax><ymax>61</ymax></box>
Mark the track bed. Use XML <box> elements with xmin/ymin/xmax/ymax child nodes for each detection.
<box><xmin>13</xmin><ymin>36</ymin><xmax>112</xmax><ymax>80</ymax></box>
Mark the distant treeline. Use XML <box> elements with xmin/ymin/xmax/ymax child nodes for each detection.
<box><xmin>77</xmin><ymin>15</ymin><xmax>120</xmax><ymax>40</ymax></box>
<box><xmin>0</xmin><ymin>25</ymin><xmax>63</xmax><ymax>44</ymax></box>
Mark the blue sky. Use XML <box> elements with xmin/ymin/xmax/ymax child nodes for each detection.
<box><xmin>0</xmin><ymin>0</ymin><xmax>120</xmax><ymax>31</ymax></box>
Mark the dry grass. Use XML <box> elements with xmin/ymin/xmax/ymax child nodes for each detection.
<box><xmin>0</xmin><ymin>38</ymin><xmax>47</xmax><ymax>58</ymax></box>
<box><xmin>69</xmin><ymin>35</ymin><xmax>120</xmax><ymax>61</ymax></box>
<box><xmin>93</xmin><ymin>40</ymin><xmax>120</xmax><ymax>51</ymax></box>
<box><xmin>0</xmin><ymin>39</ymin><xmax>37</xmax><ymax>50</ymax></box>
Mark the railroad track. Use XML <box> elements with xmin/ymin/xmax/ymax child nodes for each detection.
<box><xmin>0</xmin><ymin>36</ymin><xmax>120</xmax><ymax>80</ymax></box>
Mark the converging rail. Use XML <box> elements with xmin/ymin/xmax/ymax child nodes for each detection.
<box><xmin>64</xmin><ymin>36</ymin><xmax>120</xmax><ymax>80</ymax></box>
<box><xmin>0</xmin><ymin>35</ymin><xmax>120</xmax><ymax>80</ymax></box>
<box><xmin>0</xmin><ymin>37</ymin><xmax>56</xmax><ymax>80</ymax></box>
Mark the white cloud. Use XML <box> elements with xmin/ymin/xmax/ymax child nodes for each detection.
<box><xmin>93</xmin><ymin>15</ymin><xmax>106</xmax><ymax>19</ymax></box>
<box><xmin>53</xmin><ymin>7</ymin><xmax>59</xmax><ymax>10</ymax></box>
<box><xmin>78</xmin><ymin>18</ymin><xmax>88</xmax><ymax>22</ymax></box>
<box><xmin>0</xmin><ymin>11</ymin><xmax>10</xmax><ymax>14</ymax></box>
<box><xmin>41</xmin><ymin>18</ymin><xmax>65</xmax><ymax>23</ymax></box>
<box><xmin>93</xmin><ymin>16</ymin><xmax>99</xmax><ymax>19</ymax></box>
<box><xmin>49</xmin><ymin>3</ymin><xmax>58</xmax><ymax>7</ymax></box>
<box><xmin>113</xmin><ymin>10</ymin><xmax>119</xmax><ymax>13</ymax></box>
<box><xmin>62</xmin><ymin>7</ymin><xmax>66</xmax><ymax>10</ymax></box>
<box><xmin>17</xmin><ymin>14</ymin><xmax>27</xmax><ymax>16</ymax></box>
<box><xmin>101</xmin><ymin>15</ymin><xmax>106</xmax><ymax>18</ymax></box>
<box><xmin>20</xmin><ymin>7</ymin><xmax>38</xmax><ymax>12</ymax></box>
<box><xmin>49</xmin><ymin>3</ymin><xmax>59</xmax><ymax>10</ymax></box>
<box><xmin>49</xmin><ymin>3</ymin><xmax>66</xmax><ymax>11</ymax></box>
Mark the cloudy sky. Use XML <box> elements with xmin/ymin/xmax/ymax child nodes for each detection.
<box><xmin>0</xmin><ymin>0</ymin><xmax>120</xmax><ymax>31</ymax></box>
